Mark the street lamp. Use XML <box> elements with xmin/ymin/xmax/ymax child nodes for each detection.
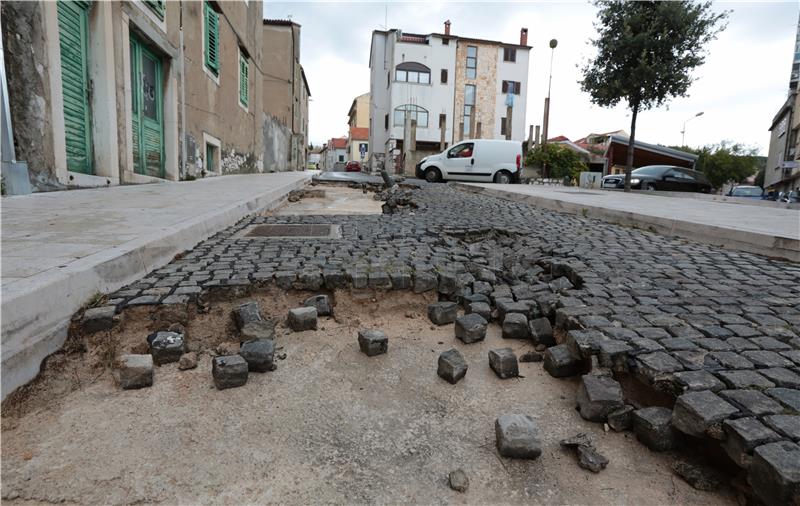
<box><xmin>541</xmin><ymin>39</ymin><xmax>558</xmax><ymax>147</ymax></box>
<box><xmin>681</xmin><ymin>111</ymin><xmax>704</xmax><ymax>147</ymax></box>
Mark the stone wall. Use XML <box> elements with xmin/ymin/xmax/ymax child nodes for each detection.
<box><xmin>453</xmin><ymin>40</ymin><xmax>498</xmax><ymax>142</ymax></box>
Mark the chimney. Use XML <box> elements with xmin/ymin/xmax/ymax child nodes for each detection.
<box><xmin>444</xmin><ymin>20</ymin><xmax>451</xmax><ymax>36</ymax></box>
<box><xmin>520</xmin><ymin>27</ymin><xmax>528</xmax><ymax>46</ymax></box>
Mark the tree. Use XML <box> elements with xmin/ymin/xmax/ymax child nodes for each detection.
<box><xmin>526</xmin><ymin>143</ymin><xmax>587</xmax><ymax>181</ymax></box>
<box><xmin>680</xmin><ymin>141</ymin><xmax>760</xmax><ymax>188</ymax></box>
<box><xmin>580</xmin><ymin>1</ymin><xmax>727</xmax><ymax>191</ymax></box>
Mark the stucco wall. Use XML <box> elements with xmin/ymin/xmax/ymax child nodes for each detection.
<box><xmin>263</xmin><ymin>113</ymin><xmax>291</xmax><ymax>172</ymax></box>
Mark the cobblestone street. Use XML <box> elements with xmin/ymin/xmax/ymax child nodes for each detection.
<box><xmin>3</xmin><ymin>181</ymin><xmax>799</xmax><ymax>503</ymax></box>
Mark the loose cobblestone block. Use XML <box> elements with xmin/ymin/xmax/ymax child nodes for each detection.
<box><xmin>502</xmin><ymin>313</ymin><xmax>529</xmax><ymax>339</ymax></box>
<box><xmin>673</xmin><ymin>370</ymin><xmax>726</xmax><ymax>392</ymax></box>
<box><xmin>239</xmin><ymin>339</ymin><xmax>275</xmax><ymax>372</ymax></box>
<box><xmin>455</xmin><ymin>313</ymin><xmax>488</xmax><ymax>344</ymax></box>
<box><xmin>528</xmin><ymin>317</ymin><xmax>554</xmax><ymax>347</ymax></box>
<box><xmin>428</xmin><ymin>301</ymin><xmax>458</xmax><ymax>325</ymax></box>
<box><xmin>472</xmin><ymin>280</ymin><xmax>493</xmax><ymax>296</ymax></box>
<box><xmin>81</xmin><ymin>306</ymin><xmax>117</xmax><ymax>333</ymax></box>
<box><xmin>722</xmin><ymin>417</ymin><xmax>783</xmax><ymax>467</ymax></box>
<box><xmin>368</xmin><ymin>271</ymin><xmax>392</xmax><ymax>289</ymax></box>
<box><xmin>635</xmin><ymin>352</ymin><xmax>683</xmax><ymax>382</ymax></box>
<box><xmin>437</xmin><ymin>271</ymin><xmax>458</xmax><ymax>295</ymax></box>
<box><xmin>465</xmin><ymin>301</ymin><xmax>491</xmax><ymax>321</ymax></box>
<box><xmin>720</xmin><ymin>389</ymin><xmax>785</xmax><ymax>416</ymax></box>
<box><xmin>633</xmin><ymin>407</ymin><xmax>676</xmax><ymax>451</ymax></box>
<box><xmin>608</xmin><ymin>405</ymin><xmax>635</xmax><ymax>432</ymax></box>
<box><xmin>438</xmin><ymin>348</ymin><xmax>468</xmax><ymax>384</ymax></box>
<box><xmin>288</xmin><ymin>307</ymin><xmax>317</xmax><ymax>332</ymax></box>
<box><xmin>672</xmin><ymin>390</ymin><xmax>739</xmax><ymax>438</ymax></box>
<box><xmin>576</xmin><ymin>374</ymin><xmax>624</xmax><ymax>422</ymax></box>
<box><xmin>496</xmin><ymin>300</ymin><xmax>530</xmax><ymax>322</ymax></box>
<box><xmin>148</xmin><ymin>331</ymin><xmax>186</xmax><ymax>366</ymax></box>
<box><xmin>749</xmin><ymin>441</ymin><xmax>800</xmax><ymax>506</ymax></box>
<box><xmin>495</xmin><ymin>414</ymin><xmax>542</xmax><ymax>459</ymax></box>
<box><xmin>544</xmin><ymin>344</ymin><xmax>583</xmax><ymax>378</ymax></box>
<box><xmin>489</xmin><ymin>348</ymin><xmax>519</xmax><ymax>379</ymax></box>
<box><xmin>117</xmin><ymin>354</ymin><xmax>154</xmax><ymax>389</ymax></box>
<box><xmin>212</xmin><ymin>355</ymin><xmax>249</xmax><ymax>390</ymax></box>
<box><xmin>566</xmin><ymin>330</ymin><xmax>607</xmax><ymax>359</ymax></box>
<box><xmin>304</xmin><ymin>294</ymin><xmax>332</xmax><ymax>317</ymax></box>
<box><xmin>358</xmin><ymin>329</ymin><xmax>388</xmax><ymax>357</ymax></box>
<box><xmin>598</xmin><ymin>340</ymin><xmax>633</xmax><ymax>371</ymax></box>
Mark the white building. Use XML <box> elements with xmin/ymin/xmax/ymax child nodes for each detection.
<box><xmin>368</xmin><ymin>21</ymin><xmax>531</xmax><ymax>172</ymax></box>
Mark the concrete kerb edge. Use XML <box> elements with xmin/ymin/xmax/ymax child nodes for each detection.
<box><xmin>0</xmin><ymin>174</ymin><xmax>310</xmax><ymax>400</ymax></box>
<box><xmin>453</xmin><ymin>183</ymin><xmax>800</xmax><ymax>263</ymax></box>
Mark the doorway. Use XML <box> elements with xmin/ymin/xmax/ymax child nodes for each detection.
<box><xmin>129</xmin><ymin>35</ymin><xmax>165</xmax><ymax>178</ymax></box>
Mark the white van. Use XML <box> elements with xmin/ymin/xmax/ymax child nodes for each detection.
<box><xmin>415</xmin><ymin>139</ymin><xmax>522</xmax><ymax>184</ymax></box>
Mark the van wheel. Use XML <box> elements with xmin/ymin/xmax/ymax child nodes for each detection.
<box><xmin>494</xmin><ymin>171</ymin><xmax>512</xmax><ymax>184</ymax></box>
<box><xmin>425</xmin><ymin>167</ymin><xmax>442</xmax><ymax>183</ymax></box>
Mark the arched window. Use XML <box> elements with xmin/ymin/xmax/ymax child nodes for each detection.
<box><xmin>395</xmin><ymin>62</ymin><xmax>431</xmax><ymax>84</ymax></box>
<box><xmin>393</xmin><ymin>105</ymin><xmax>429</xmax><ymax>128</ymax></box>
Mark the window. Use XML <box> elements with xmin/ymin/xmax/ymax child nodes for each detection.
<box><xmin>463</xmin><ymin>84</ymin><xmax>475</xmax><ymax>135</ymax></box>
<box><xmin>500</xmin><ymin>117</ymin><xmax>507</xmax><ymax>136</ymax></box>
<box><xmin>395</xmin><ymin>62</ymin><xmax>430</xmax><ymax>84</ymax></box>
<box><xmin>439</xmin><ymin>113</ymin><xmax>446</xmax><ymax>129</ymax></box>
<box><xmin>144</xmin><ymin>0</ymin><xmax>165</xmax><ymax>20</ymax></box>
<box><xmin>466</xmin><ymin>46</ymin><xmax>477</xmax><ymax>79</ymax></box>
<box><xmin>503</xmin><ymin>47</ymin><xmax>516</xmax><ymax>62</ymax></box>
<box><xmin>441</xmin><ymin>69</ymin><xmax>448</xmax><ymax>84</ymax></box>
<box><xmin>502</xmin><ymin>80</ymin><xmax>521</xmax><ymax>95</ymax></box>
<box><xmin>203</xmin><ymin>1</ymin><xmax>220</xmax><ymax>76</ymax></box>
<box><xmin>205</xmin><ymin>142</ymin><xmax>218</xmax><ymax>173</ymax></box>
<box><xmin>442</xmin><ymin>38</ymin><xmax>449</xmax><ymax>45</ymax></box>
<box><xmin>338</xmin><ymin>154</ymin><xmax>345</xmax><ymax>162</ymax></box>
<box><xmin>393</xmin><ymin>104</ymin><xmax>429</xmax><ymax>128</ymax></box>
<box><xmin>387</xmin><ymin>72</ymin><xmax>390</xmax><ymax>88</ymax></box>
<box><xmin>447</xmin><ymin>142</ymin><xmax>474</xmax><ymax>158</ymax></box>
<box><xmin>384</xmin><ymin>113</ymin><xmax>389</xmax><ymax>130</ymax></box>
<box><xmin>238</xmin><ymin>50</ymin><xmax>249</xmax><ymax>107</ymax></box>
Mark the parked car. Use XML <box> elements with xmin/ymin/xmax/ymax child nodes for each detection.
<box><xmin>415</xmin><ymin>139</ymin><xmax>522</xmax><ymax>184</ymax></box>
<box><xmin>726</xmin><ymin>185</ymin><xmax>764</xmax><ymax>199</ymax></box>
<box><xmin>601</xmin><ymin>165</ymin><xmax>712</xmax><ymax>193</ymax></box>
<box><xmin>345</xmin><ymin>161</ymin><xmax>362</xmax><ymax>172</ymax></box>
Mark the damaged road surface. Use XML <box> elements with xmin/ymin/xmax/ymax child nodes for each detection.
<box><xmin>3</xmin><ymin>180</ymin><xmax>798</xmax><ymax>505</ymax></box>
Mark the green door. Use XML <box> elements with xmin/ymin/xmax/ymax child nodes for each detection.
<box><xmin>57</xmin><ymin>0</ymin><xmax>93</xmax><ymax>174</ymax></box>
<box><xmin>130</xmin><ymin>36</ymin><xmax>165</xmax><ymax>178</ymax></box>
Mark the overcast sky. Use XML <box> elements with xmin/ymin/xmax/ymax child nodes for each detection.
<box><xmin>263</xmin><ymin>1</ymin><xmax>799</xmax><ymax>154</ymax></box>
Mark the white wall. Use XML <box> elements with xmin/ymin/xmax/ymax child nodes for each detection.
<box><xmin>368</xmin><ymin>31</ymin><xmax>391</xmax><ymax>165</ymax></box>
<box><xmin>494</xmin><ymin>47</ymin><xmax>530</xmax><ymax>142</ymax></box>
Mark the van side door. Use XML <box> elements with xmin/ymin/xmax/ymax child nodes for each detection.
<box><xmin>444</xmin><ymin>142</ymin><xmax>475</xmax><ymax>181</ymax></box>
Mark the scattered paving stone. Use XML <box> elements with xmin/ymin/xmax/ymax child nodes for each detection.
<box><xmin>635</xmin><ymin>352</ymin><xmax>683</xmax><ymax>383</ymax></box>
<box><xmin>566</xmin><ymin>329</ymin><xmax>607</xmax><ymax>359</ymax></box>
<box><xmin>519</xmin><ymin>351</ymin><xmax>543</xmax><ymax>363</ymax></box>
<box><xmin>672</xmin><ymin>390</ymin><xmax>739</xmax><ymax>439</ymax></box>
<box><xmin>671</xmin><ymin>461</ymin><xmax>723</xmax><ymax>491</ymax></box>
<box><xmin>576</xmin><ymin>374</ymin><xmax>624</xmax><ymax>423</ymax></box>
<box><xmin>413</xmin><ymin>271</ymin><xmax>437</xmax><ymax>293</ymax></box>
<box><xmin>303</xmin><ymin>294</ymin><xmax>332</xmax><ymax>316</ymax></box>
<box><xmin>178</xmin><ymin>351</ymin><xmax>198</xmax><ymax>370</ymax></box>
<box><xmin>465</xmin><ymin>301</ymin><xmax>491</xmax><ymax>321</ymax></box>
<box><xmin>544</xmin><ymin>344</ymin><xmax>583</xmax><ymax>378</ymax></box>
<box><xmin>496</xmin><ymin>300</ymin><xmax>530</xmax><ymax>321</ymax></box>
<box><xmin>528</xmin><ymin>317</ymin><xmax>554</xmax><ymax>346</ymax></box>
<box><xmin>722</xmin><ymin>417</ymin><xmax>783</xmax><ymax>467</ymax></box>
<box><xmin>749</xmin><ymin>441</ymin><xmax>800</xmax><ymax>506</ymax></box>
<box><xmin>489</xmin><ymin>348</ymin><xmax>519</xmax><ymax>379</ymax></box>
<box><xmin>81</xmin><ymin>306</ymin><xmax>117</xmax><ymax>333</ymax></box>
<box><xmin>117</xmin><ymin>354</ymin><xmax>154</xmax><ymax>389</ymax></box>
<box><xmin>288</xmin><ymin>306</ymin><xmax>317</xmax><ymax>331</ymax></box>
<box><xmin>428</xmin><ymin>302</ymin><xmax>458</xmax><ymax>325</ymax></box>
<box><xmin>597</xmin><ymin>340</ymin><xmax>633</xmax><ymax>371</ymax></box>
<box><xmin>633</xmin><ymin>407</ymin><xmax>676</xmax><ymax>451</ymax></box>
<box><xmin>212</xmin><ymin>355</ymin><xmax>249</xmax><ymax>390</ymax></box>
<box><xmin>673</xmin><ymin>370</ymin><xmax>726</xmax><ymax>393</ymax></box>
<box><xmin>607</xmin><ymin>405</ymin><xmax>634</xmax><ymax>432</ymax></box>
<box><xmin>239</xmin><ymin>339</ymin><xmax>276</xmax><ymax>372</ymax></box>
<box><xmin>495</xmin><ymin>414</ymin><xmax>542</xmax><ymax>459</ymax></box>
<box><xmin>438</xmin><ymin>349</ymin><xmax>468</xmax><ymax>384</ymax></box>
<box><xmin>358</xmin><ymin>329</ymin><xmax>388</xmax><ymax>357</ymax></box>
<box><xmin>549</xmin><ymin>276</ymin><xmax>574</xmax><ymax>293</ymax></box>
<box><xmin>502</xmin><ymin>313</ymin><xmax>529</xmax><ymax>339</ymax></box>
<box><xmin>454</xmin><ymin>313</ymin><xmax>488</xmax><ymax>344</ymax></box>
<box><xmin>148</xmin><ymin>331</ymin><xmax>186</xmax><ymax>365</ymax></box>
<box><xmin>448</xmin><ymin>469</ymin><xmax>469</xmax><ymax>493</ymax></box>
<box><xmin>559</xmin><ymin>433</ymin><xmax>609</xmax><ymax>473</ymax></box>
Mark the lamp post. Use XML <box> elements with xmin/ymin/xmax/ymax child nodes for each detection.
<box><xmin>681</xmin><ymin>111</ymin><xmax>704</xmax><ymax>147</ymax></box>
<box><xmin>541</xmin><ymin>39</ymin><xmax>557</xmax><ymax>178</ymax></box>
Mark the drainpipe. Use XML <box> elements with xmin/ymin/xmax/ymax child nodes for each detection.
<box><xmin>179</xmin><ymin>1</ymin><xmax>187</xmax><ymax>178</ymax></box>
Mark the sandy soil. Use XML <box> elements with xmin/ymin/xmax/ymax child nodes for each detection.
<box><xmin>1</xmin><ymin>289</ymin><xmax>737</xmax><ymax>505</ymax></box>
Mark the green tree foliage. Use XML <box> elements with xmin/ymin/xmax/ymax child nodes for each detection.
<box><xmin>580</xmin><ymin>1</ymin><xmax>727</xmax><ymax>191</ymax></box>
<box><xmin>677</xmin><ymin>142</ymin><xmax>761</xmax><ymax>188</ymax></box>
<box><xmin>754</xmin><ymin>167</ymin><xmax>765</xmax><ymax>189</ymax></box>
<box><xmin>526</xmin><ymin>143</ymin><xmax>587</xmax><ymax>180</ymax></box>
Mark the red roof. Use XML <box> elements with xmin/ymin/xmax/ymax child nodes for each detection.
<box><xmin>349</xmin><ymin>127</ymin><xmax>369</xmax><ymax>140</ymax></box>
<box><xmin>329</xmin><ymin>137</ymin><xmax>347</xmax><ymax>149</ymax></box>
<box><xmin>548</xmin><ymin>135</ymin><xmax>570</xmax><ymax>142</ymax></box>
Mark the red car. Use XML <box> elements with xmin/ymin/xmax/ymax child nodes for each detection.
<box><xmin>345</xmin><ymin>161</ymin><xmax>362</xmax><ymax>172</ymax></box>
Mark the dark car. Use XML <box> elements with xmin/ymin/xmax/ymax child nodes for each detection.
<box><xmin>601</xmin><ymin>165</ymin><xmax>712</xmax><ymax>193</ymax></box>
<box><xmin>726</xmin><ymin>185</ymin><xmax>764</xmax><ymax>199</ymax></box>
<box><xmin>345</xmin><ymin>161</ymin><xmax>362</xmax><ymax>172</ymax></box>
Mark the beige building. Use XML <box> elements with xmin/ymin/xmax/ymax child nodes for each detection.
<box><xmin>2</xmin><ymin>1</ymin><xmax>309</xmax><ymax>193</ymax></box>
<box><xmin>262</xmin><ymin>19</ymin><xmax>310</xmax><ymax>172</ymax></box>
<box><xmin>346</xmin><ymin>92</ymin><xmax>370</xmax><ymax>162</ymax></box>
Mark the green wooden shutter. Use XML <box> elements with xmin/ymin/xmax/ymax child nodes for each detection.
<box><xmin>204</xmin><ymin>2</ymin><xmax>219</xmax><ymax>75</ymax></box>
<box><xmin>144</xmin><ymin>0</ymin><xmax>165</xmax><ymax>20</ymax></box>
<box><xmin>239</xmin><ymin>52</ymin><xmax>248</xmax><ymax>107</ymax></box>
<box><xmin>57</xmin><ymin>0</ymin><xmax>93</xmax><ymax>174</ymax></box>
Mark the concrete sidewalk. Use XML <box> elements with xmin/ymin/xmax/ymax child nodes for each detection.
<box><xmin>456</xmin><ymin>183</ymin><xmax>800</xmax><ymax>262</ymax></box>
<box><xmin>1</xmin><ymin>172</ymin><xmax>311</xmax><ymax>399</ymax></box>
